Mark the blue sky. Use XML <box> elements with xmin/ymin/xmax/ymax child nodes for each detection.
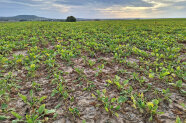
<box><xmin>0</xmin><ymin>0</ymin><xmax>186</xmax><ymax>19</ymax></box>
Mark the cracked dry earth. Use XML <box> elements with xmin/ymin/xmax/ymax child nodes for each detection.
<box><xmin>53</xmin><ymin>57</ymin><xmax>186</xmax><ymax>123</ymax></box>
<box><xmin>1</xmin><ymin>49</ymin><xmax>185</xmax><ymax>123</ymax></box>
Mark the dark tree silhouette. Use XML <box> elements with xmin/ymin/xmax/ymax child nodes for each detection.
<box><xmin>66</xmin><ymin>16</ymin><xmax>76</xmax><ymax>22</ymax></box>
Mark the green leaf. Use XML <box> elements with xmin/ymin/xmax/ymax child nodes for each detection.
<box><xmin>115</xmin><ymin>82</ymin><xmax>121</xmax><ymax>89</ymax></box>
<box><xmin>169</xmin><ymin>83</ymin><xmax>176</xmax><ymax>86</ymax></box>
<box><xmin>118</xmin><ymin>96</ymin><xmax>127</xmax><ymax>103</ymax></box>
<box><xmin>180</xmin><ymin>89</ymin><xmax>186</xmax><ymax>94</ymax></box>
<box><xmin>115</xmin><ymin>112</ymin><xmax>119</xmax><ymax>117</ymax></box>
<box><xmin>0</xmin><ymin>115</ymin><xmax>9</xmax><ymax>120</ymax></box>
<box><xmin>115</xmin><ymin>75</ymin><xmax>120</xmax><ymax>81</ymax></box>
<box><xmin>152</xmin><ymin>99</ymin><xmax>159</xmax><ymax>105</ymax></box>
<box><xmin>176</xmin><ymin>80</ymin><xmax>182</xmax><ymax>88</ymax></box>
<box><xmin>45</xmin><ymin>109</ymin><xmax>56</xmax><ymax>114</ymax></box>
<box><xmin>157</xmin><ymin>112</ymin><xmax>164</xmax><ymax>115</ymax></box>
<box><xmin>27</xmin><ymin>118</ymin><xmax>33</xmax><ymax>123</ymax></box>
<box><xmin>1</xmin><ymin>103</ymin><xmax>8</xmax><ymax>110</ymax></box>
<box><xmin>0</xmin><ymin>90</ymin><xmax>5</xmax><ymax>96</ymax></box>
<box><xmin>111</xmin><ymin>98</ymin><xmax>116</xmax><ymax>103</ymax></box>
<box><xmin>51</xmin><ymin>89</ymin><xmax>58</xmax><ymax>97</ymax></box>
<box><xmin>96</xmin><ymin>90</ymin><xmax>101</xmax><ymax>96</ymax></box>
<box><xmin>82</xmin><ymin>119</ymin><xmax>86</xmax><ymax>123</ymax></box>
<box><xmin>149</xmin><ymin>73</ymin><xmax>155</xmax><ymax>79</ymax></box>
<box><xmin>123</xmin><ymin>80</ymin><xmax>129</xmax><ymax>85</ymax></box>
<box><xmin>104</xmin><ymin>97</ymin><xmax>109</xmax><ymax>102</ymax></box>
<box><xmin>30</xmin><ymin>90</ymin><xmax>33</xmax><ymax>97</ymax></box>
<box><xmin>91</xmin><ymin>93</ymin><xmax>96</xmax><ymax>98</ymax></box>
<box><xmin>55</xmin><ymin>104</ymin><xmax>61</xmax><ymax>109</ymax></box>
<box><xmin>12</xmin><ymin>119</ymin><xmax>21</xmax><ymax>123</ymax></box>
<box><xmin>149</xmin><ymin>115</ymin><xmax>153</xmax><ymax>121</ymax></box>
<box><xmin>176</xmin><ymin>116</ymin><xmax>181</xmax><ymax>123</ymax></box>
<box><xmin>39</xmin><ymin>96</ymin><xmax>47</xmax><ymax>103</ymax></box>
<box><xmin>18</xmin><ymin>93</ymin><xmax>27</xmax><ymax>103</ymax></box>
<box><xmin>33</xmin><ymin>114</ymin><xmax>39</xmax><ymax>120</ymax></box>
<box><xmin>102</xmin><ymin>89</ymin><xmax>106</xmax><ymax>94</ymax></box>
<box><xmin>106</xmin><ymin>79</ymin><xmax>113</xmax><ymax>84</ymax></box>
<box><xmin>180</xmin><ymin>103</ymin><xmax>186</xmax><ymax>109</ymax></box>
<box><xmin>38</xmin><ymin>104</ymin><xmax>45</xmax><ymax>115</ymax></box>
<box><xmin>162</xmin><ymin>71</ymin><xmax>170</xmax><ymax>77</ymax></box>
<box><xmin>11</xmin><ymin>111</ymin><xmax>22</xmax><ymax>119</ymax></box>
<box><xmin>115</xmin><ymin>105</ymin><xmax>121</xmax><ymax>110</ymax></box>
<box><xmin>105</xmin><ymin>107</ymin><xmax>109</xmax><ymax>112</ymax></box>
<box><xmin>110</xmin><ymin>105</ymin><xmax>114</xmax><ymax>109</ymax></box>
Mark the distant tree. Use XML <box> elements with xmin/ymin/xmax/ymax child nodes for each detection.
<box><xmin>94</xmin><ymin>19</ymin><xmax>100</xmax><ymax>21</ymax></box>
<box><xmin>20</xmin><ymin>19</ymin><xmax>27</xmax><ymax>22</ymax></box>
<box><xmin>66</xmin><ymin>16</ymin><xmax>76</xmax><ymax>22</ymax></box>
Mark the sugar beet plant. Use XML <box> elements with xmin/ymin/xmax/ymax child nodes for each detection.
<box><xmin>0</xmin><ymin>19</ymin><xmax>185</xmax><ymax>122</ymax></box>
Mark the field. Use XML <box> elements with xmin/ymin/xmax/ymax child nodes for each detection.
<box><xmin>0</xmin><ymin>19</ymin><xmax>186</xmax><ymax>123</ymax></box>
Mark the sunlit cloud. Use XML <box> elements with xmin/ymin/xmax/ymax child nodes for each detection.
<box><xmin>97</xmin><ymin>0</ymin><xmax>186</xmax><ymax>18</ymax></box>
<box><xmin>48</xmin><ymin>4</ymin><xmax>71</xmax><ymax>13</ymax></box>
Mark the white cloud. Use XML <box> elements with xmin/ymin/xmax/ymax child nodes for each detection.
<box><xmin>173</xmin><ymin>6</ymin><xmax>185</xmax><ymax>9</ymax></box>
<box><xmin>31</xmin><ymin>0</ymin><xmax>44</xmax><ymax>1</ymax></box>
<box><xmin>1</xmin><ymin>0</ymin><xmax>71</xmax><ymax>13</ymax></box>
<box><xmin>50</xmin><ymin>3</ymin><xmax>70</xmax><ymax>13</ymax></box>
<box><xmin>142</xmin><ymin>0</ymin><xmax>186</xmax><ymax>3</ymax></box>
<box><xmin>96</xmin><ymin>0</ymin><xmax>186</xmax><ymax>18</ymax></box>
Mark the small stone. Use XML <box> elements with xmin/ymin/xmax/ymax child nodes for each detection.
<box><xmin>14</xmin><ymin>50</ymin><xmax>27</xmax><ymax>56</ymax></box>
<box><xmin>161</xmin><ymin>119</ymin><xmax>175</xmax><ymax>123</ymax></box>
<box><xmin>66</xmin><ymin>118</ymin><xmax>72</xmax><ymax>123</ymax></box>
<box><xmin>53</xmin><ymin>118</ymin><xmax>65</xmax><ymax>123</ymax></box>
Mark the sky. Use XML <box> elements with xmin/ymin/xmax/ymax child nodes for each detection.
<box><xmin>0</xmin><ymin>0</ymin><xmax>186</xmax><ymax>19</ymax></box>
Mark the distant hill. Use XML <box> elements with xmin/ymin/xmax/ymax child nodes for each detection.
<box><xmin>0</xmin><ymin>15</ymin><xmax>64</xmax><ymax>21</ymax></box>
<box><xmin>0</xmin><ymin>15</ymin><xmax>159</xmax><ymax>22</ymax></box>
<box><xmin>12</xmin><ymin>15</ymin><xmax>48</xmax><ymax>20</ymax></box>
<box><xmin>0</xmin><ymin>15</ymin><xmax>88</xmax><ymax>22</ymax></box>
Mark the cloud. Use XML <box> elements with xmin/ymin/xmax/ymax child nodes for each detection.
<box><xmin>0</xmin><ymin>0</ymin><xmax>72</xmax><ymax>17</ymax></box>
<box><xmin>55</xmin><ymin>0</ymin><xmax>153</xmax><ymax>7</ymax></box>
<box><xmin>41</xmin><ymin>3</ymin><xmax>70</xmax><ymax>13</ymax></box>
<box><xmin>0</xmin><ymin>0</ymin><xmax>185</xmax><ymax>18</ymax></box>
<box><xmin>95</xmin><ymin>0</ymin><xmax>186</xmax><ymax>18</ymax></box>
<box><xmin>0</xmin><ymin>0</ymin><xmax>44</xmax><ymax>7</ymax></box>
